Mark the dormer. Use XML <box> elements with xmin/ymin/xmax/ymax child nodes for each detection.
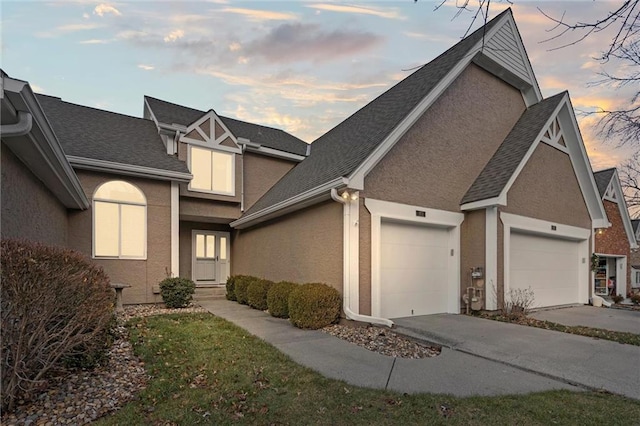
<box><xmin>180</xmin><ymin>110</ymin><xmax>241</xmax><ymax>197</ymax></box>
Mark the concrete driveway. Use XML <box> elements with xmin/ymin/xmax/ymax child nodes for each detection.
<box><xmin>530</xmin><ymin>305</ymin><xmax>640</xmax><ymax>334</ymax></box>
<box><xmin>393</xmin><ymin>314</ymin><xmax>640</xmax><ymax>399</ymax></box>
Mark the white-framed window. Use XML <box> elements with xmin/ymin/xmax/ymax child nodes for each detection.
<box><xmin>93</xmin><ymin>180</ymin><xmax>147</xmax><ymax>259</ymax></box>
<box><xmin>189</xmin><ymin>146</ymin><xmax>235</xmax><ymax>195</ymax></box>
<box><xmin>636</xmin><ymin>270</ymin><xmax>640</xmax><ymax>285</ymax></box>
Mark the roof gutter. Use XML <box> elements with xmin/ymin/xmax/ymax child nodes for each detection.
<box><xmin>68</xmin><ymin>156</ymin><xmax>193</xmax><ymax>183</ymax></box>
<box><xmin>0</xmin><ymin>111</ymin><xmax>32</xmax><ymax>137</ymax></box>
<box><xmin>330</xmin><ymin>188</ymin><xmax>394</xmax><ymax>328</ymax></box>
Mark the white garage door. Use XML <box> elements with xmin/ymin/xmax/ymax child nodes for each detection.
<box><xmin>380</xmin><ymin>221</ymin><xmax>450</xmax><ymax>318</ymax></box>
<box><xmin>509</xmin><ymin>232</ymin><xmax>580</xmax><ymax>308</ymax></box>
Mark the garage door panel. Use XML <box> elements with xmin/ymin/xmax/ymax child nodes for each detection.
<box><xmin>380</xmin><ymin>221</ymin><xmax>452</xmax><ymax>318</ymax></box>
<box><xmin>510</xmin><ymin>232</ymin><xmax>581</xmax><ymax>308</ymax></box>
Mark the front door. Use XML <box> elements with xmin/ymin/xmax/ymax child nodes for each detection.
<box><xmin>192</xmin><ymin>230</ymin><xmax>230</xmax><ymax>285</ymax></box>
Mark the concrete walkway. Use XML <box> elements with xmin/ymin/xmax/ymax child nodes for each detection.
<box><xmin>530</xmin><ymin>305</ymin><xmax>640</xmax><ymax>334</ymax></box>
<box><xmin>394</xmin><ymin>314</ymin><xmax>640</xmax><ymax>399</ymax></box>
<box><xmin>199</xmin><ymin>300</ymin><xmax>577</xmax><ymax>397</ymax></box>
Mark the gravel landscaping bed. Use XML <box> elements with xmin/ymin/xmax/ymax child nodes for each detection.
<box><xmin>3</xmin><ymin>304</ymin><xmax>438</xmax><ymax>425</ymax></box>
<box><xmin>322</xmin><ymin>324</ymin><xmax>441</xmax><ymax>359</ymax></box>
<box><xmin>2</xmin><ymin>304</ymin><xmax>207</xmax><ymax>426</ymax></box>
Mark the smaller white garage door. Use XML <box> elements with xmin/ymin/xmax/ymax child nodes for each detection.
<box><xmin>510</xmin><ymin>232</ymin><xmax>580</xmax><ymax>308</ymax></box>
<box><xmin>380</xmin><ymin>221</ymin><xmax>451</xmax><ymax>318</ymax></box>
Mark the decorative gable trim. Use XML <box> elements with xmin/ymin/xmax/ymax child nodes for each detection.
<box><xmin>180</xmin><ymin>110</ymin><xmax>241</xmax><ymax>154</ymax></box>
<box><xmin>349</xmin><ymin>9</ymin><xmax>541</xmax><ymax>190</ymax></box>
<box><xmin>539</xmin><ymin>117</ymin><xmax>569</xmax><ymax>154</ymax></box>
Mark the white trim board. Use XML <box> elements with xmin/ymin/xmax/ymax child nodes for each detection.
<box><xmin>366</xmin><ymin>198</ymin><xmax>463</xmax><ymax>317</ymax></box>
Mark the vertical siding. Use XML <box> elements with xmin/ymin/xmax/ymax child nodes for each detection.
<box><xmin>1</xmin><ymin>143</ymin><xmax>68</xmax><ymax>246</ymax></box>
<box><xmin>232</xmin><ymin>201</ymin><xmax>343</xmax><ymax>291</ymax></box>
<box><xmin>485</xmin><ymin>20</ymin><xmax>530</xmax><ymax>83</ymax></box>
<box><xmin>67</xmin><ymin>170</ymin><xmax>172</xmax><ymax>304</ymax></box>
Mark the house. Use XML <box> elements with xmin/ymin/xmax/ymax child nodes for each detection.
<box><xmin>2</xmin><ymin>9</ymin><xmax>613</xmax><ymax>322</ymax></box>
<box><xmin>631</xmin><ymin>219</ymin><xmax>640</xmax><ymax>292</ymax></box>
<box><xmin>592</xmin><ymin>168</ymin><xmax>638</xmax><ymax>297</ymax></box>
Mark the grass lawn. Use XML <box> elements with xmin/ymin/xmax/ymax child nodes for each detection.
<box><xmin>97</xmin><ymin>313</ymin><xmax>640</xmax><ymax>425</ymax></box>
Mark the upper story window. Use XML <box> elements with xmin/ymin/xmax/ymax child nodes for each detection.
<box><xmin>93</xmin><ymin>181</ymin><xmax>146</xmax><ymax>259</ymax></box>
<box><xmin>189</xmin><ymin>146</ymin><xmax>235</xmax><ymax>196</ymax></box>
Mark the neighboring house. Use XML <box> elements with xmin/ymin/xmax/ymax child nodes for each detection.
<box><xmin>631</xmin><ymin>219</ymin><xmax>640</xmax><ymax>292</ymax></box>
<box><xmin>2</xmin><ymin>9</ymin><xmax>614</xmax><ymax>321</ymax></box>
<box><xmin>592</xmin><ymin>169</ymin><xmax>638</xmax><ymax>297</ymax></box>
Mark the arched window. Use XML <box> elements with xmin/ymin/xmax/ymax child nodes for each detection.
<box><xmin>93</xmin><ymin>181</ymin><xmax>146</xmax><ymax>259</ymax></box>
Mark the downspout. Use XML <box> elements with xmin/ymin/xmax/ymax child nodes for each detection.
<box><xmin>0</xmin><ymin>111</ymin><xmax>32</xmax><ymax>137</ymax></box>
<box><xmin>331</xmin><ymin>188</ymin><xmax>394</xmax><ymax>327</ymax></box>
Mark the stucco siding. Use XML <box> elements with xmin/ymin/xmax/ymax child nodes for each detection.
<box><xmin>359</xmin><ymin>196</ymin><xmax>372</xmax><ymax>314</ymax></box>
<box><xmin>365</xmin><ymin>64</ymin><xmax>526</xmax><ymax>212</ymax></box>
<box><xmin>67</xmin><ymin>170</ymin><xmax>172</xmax><ymax>304</ymax></box>
<box><xmin>180</xmin><ymin>197</ymin><xmax>240</xmax><ymax>223</ymax></box>
<box><xmin>461</xmin><ymin>209</ymin><xmax>486</xmax><ymax>310</ymax></box>
<box><xmin>243</xmin><ymin>152</ymin><xmax>296</xmax><ymax>210</ymax></box>
<box><xmin>502</xmin><ymin>143</ymin><xmax>591</xmax><ymax>228</ymax></box>
<box><xmin>1</xmin><ymin>143</ymin><xmax>68</xmax><ymax>246</ymax></box>
<box><xmin>232</xmin><ymin>201</ymin><xmax>343</xmax><ymax>291</ymax></box>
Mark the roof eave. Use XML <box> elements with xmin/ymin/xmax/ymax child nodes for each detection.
<box><xmin>68</xmin><ymin>156</ymin><xmax>193</xmax><ymax>183</ymax></box>
<box><xmin>1</xmin><ymin>74</ymin><xmax>90</xmax><ymax>209</ymax></box>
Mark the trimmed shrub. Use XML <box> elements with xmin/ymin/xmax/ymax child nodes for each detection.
<box><xmin>1</xmin><ymin>239</ymin><xmax>115</xmax><ymax>412</ymax></box>
<box><xmin>612</xmin><ymin>294</ymin><xmax>624</xmax><ymax>304</ymax></box>
<box><xmin>631</xmin><ymin>294</ymin><xmax>640</xmax><ymax>305</ymax></box>
<box><xmin>226</xmin><ymin>275</ymin><xmax>243</xmax><ymax>301</ymax></box>
<box><xmin>247</xmin><ymin>279</ymin><xmax>275</xmax><ymax>310</ymax></box>
<box><xmin>235</xmin><ymin>276</ymin><xmax>258</xmax><ymax>305</ymax></box>
<box><xmin>267</xmin><ymin>281</ymin><xmax>298</xmax><ymax>318</ymax></box>
<box><xmin>159</xmin><ymin>277</ymin><xmax>196</xmax><ymax>308</ymax></box>
<box><xmin>288</xmin><ymin>283</ymin><xmax>341</xmax><ymax>329</ymax></box>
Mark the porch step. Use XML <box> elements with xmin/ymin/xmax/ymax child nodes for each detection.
<box><xmin>193</xmin><ymin>286</ymin><xmax>227</xmax><ymax>301</ymax></box>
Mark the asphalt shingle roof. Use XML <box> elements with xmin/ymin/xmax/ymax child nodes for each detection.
<box><xmin>144</xmin><ymin>96</ymin><xmax>308</xmax><ymax>156</ymax></box>
<box><xmin>244</xmin><ymin>10</ymin><xmax>509</xmax><ymax>216</ymax></box>
<box><xmin>36</xmin><ymin>94</ymin><xmax>190</xmax><ymax>174</ymax></box>
<box><xmin>593</xmin><ymin>168</ymin><xmax>616</xmax><ymax>198</ymax></box>
<box><xmin>460</xmin><ymin>92</ymin><xmax>566</xmax><ymax>205</ymax></box>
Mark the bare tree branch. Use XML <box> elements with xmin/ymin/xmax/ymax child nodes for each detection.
<box><xmin>619</xmin><ymin>152</ymin><xmax>640</xmax><ymax>218</ymax></box>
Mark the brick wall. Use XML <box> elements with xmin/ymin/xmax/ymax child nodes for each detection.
<box><xmin>595</xmin><ymin>200</ymin><xmax>631</xmax><ymax>294</ymax></box>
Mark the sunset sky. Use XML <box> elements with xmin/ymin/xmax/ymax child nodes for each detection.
<box><xmin>1</xmin><ymin>1</ymin><xmax>636</xmax><ymax>170</ymax></box>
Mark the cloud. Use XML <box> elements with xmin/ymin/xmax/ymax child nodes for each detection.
<box><xmin>138</xmin><ymin>64</ymin><xmax>155</xmax><ymax>70</ymax></box>
<box><xmin>243</xmin><ymin>23</ymin><xmax>383</xmax><ymax>64</ymax></box>
<box><xmin>218</xmin><ymin>7</ymin><xmax>297</xmax><ymax>21</ymax></box>
<box><xmin>79</xmin><ymin>39</ymin><xmax>111</xmax><ymax>44</ymax></box>
<box><xmin>30</xmin><ymin>84</ymin><xmax>45</xmax><ymax>93</ymax></box>
<box><xmin>307</xmin><ymin>3</ymin><xmax>405</xmax><ymax>20</ymax></box>
<box><xmin>82</xmin><ymin>12</ymin><xmax>90</xmax><ymax>19</ymax></box>
<box><xmin>164</xmin><ymin>29</ymin><xmax>185</xmax><ymax>43</ymax></box>
<box><xmin>56</xmin><ymin>23</ymin><xmax>103</xmax><ymax>32</ymax></box>
<box><xmin>403</xmin><ymin>31</ymin><xmax>457</xmax><ymax>44</ymax></box>
<box><xmin>94</xmin><ymin>3</ymin><xmax>121</xmax><ymax>17</ymax></box>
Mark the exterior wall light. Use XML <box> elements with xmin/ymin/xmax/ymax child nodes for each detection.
<box><xmin>340</xmin><ymin>190</ymin><xmax>359</xmax><ymax>202</ymax></box>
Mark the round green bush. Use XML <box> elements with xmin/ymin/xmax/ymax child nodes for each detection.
<box><xmin>288</xmin><ymin>283</ymin><xmax>341</xmax><ymax>329</ymax></box>
<box><xmin>247</xmin><ymin>279</ymin><xmax>275</xmax><ymax>310</ymax></box>
<box><xmin>226</xmin><ymin>275</ymin><xmax>244</xmax><ymax>301</ymax></box>
<box><xmin>159</xmin><ymin>277</ymin><xmax>195</xmax><ymax>308</ymax></box>
<box><xmin>267</xmin><ymin>281</ymin><xmax>298</xmax><ymax>318</ymax></box>
<box><xmin>235</xmin><ymin>276</ymin><xmax>258</xmax><ymax>305</ymax></box>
